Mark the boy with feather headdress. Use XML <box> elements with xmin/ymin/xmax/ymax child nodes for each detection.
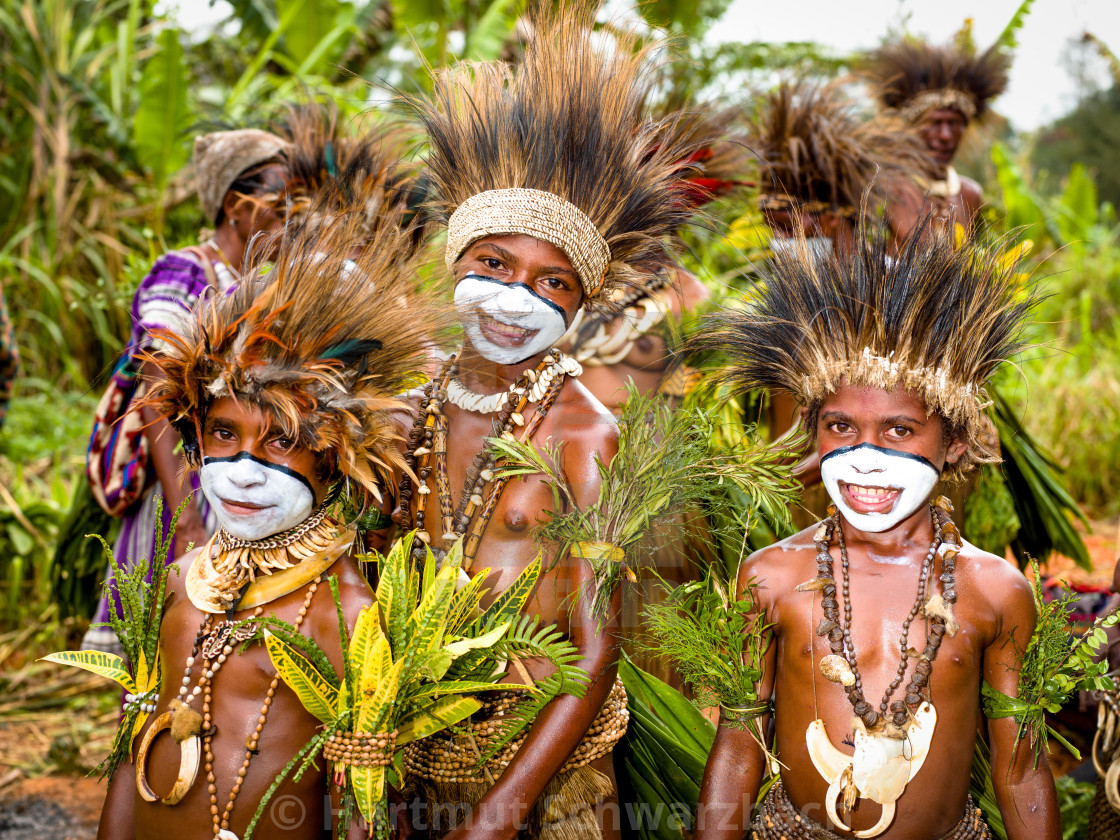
<box><xmin>94</xmin><ymin>200</ymin><xmax>440</xmax><ymax>839</ymax></box>
<box><xmin>864</xmin><ymin>39</ymin><xmax>1010</xmax><ymax>234</ymax></box>
<box><xmin>692</xmin><ymin>224</ymin><xmax>1060</xmax><ymax>840</ymax></box>
<box><xmin>377</xmin><ymin>2</ymin><xmax>708</xmax><ymax>837</ymax></box>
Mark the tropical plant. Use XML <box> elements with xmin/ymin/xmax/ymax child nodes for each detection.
<box><xmin>257</xmin><ymin>533</ymin><xmax>588</xmax><ymax>839</ymax></box>
<box><xmin>489</xmin><ymin>385</ymin><xmax>799</xmax><ymax>623</ymax></box>
<box><xmin>644</xmin><ymin>574</ymin><xmax>771</xmax><ymax>737</ymax></box>
<box><xmin>614</xmin><ymin>658</ymin><xmax>716</xmax><ymax>840</ymax></box>
<box><xmin>39</xmin><ymin>495</ymin><xmax>188</xmax><ymax>781</ymax></box>
<box><xmin>982</xmin><ymin>560</ymin><xmax>1119</xmax><ymax>767</ymax></box>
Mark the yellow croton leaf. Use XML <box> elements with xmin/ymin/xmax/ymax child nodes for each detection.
<box><xmin>350</xmin><ymin>764</ymin><xmax>387</xmax><ymax>831</ymax></box>
<box><xmin>41</xmin><ymin>650</ymin><xmax>136</xmax><ymax>693</ymax></box>
<box><xmin>264</xmin><ymin>632</ymin><xmax>340</xmax><ymax>725</ymax></box>
<box><xmin>396</xmin><ymin>696</ymin><xmax>483</xmax><ymax>746</ymax></box>
<box><xmin>128</xmin><ymin>649</ymin><xmax>161</xmax><ymax>751</ymax></box>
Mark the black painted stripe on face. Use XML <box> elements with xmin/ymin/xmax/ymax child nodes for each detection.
<box><xmin>201</xmin><ymin>451</ymin><xmax>315</xmax><ymax>494</ymax></box>
<box><xmin>461</xmin><ymin>273</ymin><xmax>570</xmax><ymax>325</ymax></box>
<box><xmin>819</xmin><ymin>442</ymin><xmax>941</xmax><ymax>473</ymax></box>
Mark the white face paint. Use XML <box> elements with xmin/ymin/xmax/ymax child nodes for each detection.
<box><xmin>454</xmin><ymin>274</ymin><xmax>569</xmax><ymax>365</ymax></box>
<box><xmin>200</xmin><ymin>453</ymin><xmax>315</xmax><ymax>541</ymax></box>
<box><xmin>820</xmin><ymin>443</ymin><xmax>940</xmax><ymax>533</ymax></box>
<box><xmin>771</xmin><ymin>236</ymin><xmax>833</xmax><ymax>260</ymax></box>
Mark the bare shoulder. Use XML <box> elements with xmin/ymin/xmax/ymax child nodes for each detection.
<box><xmin>959</xmin><ymin>175</ymin><xmax>984</xmax><ymax>214</ymax></box>
<box><xmin>672</xmin><ymin>266</ymin><xmax>711</xmax><ymax>313</ymax></box>
<box><xmin>957</xmin><ymin>541</ymin><xmax>1036</xmax><ymax>630</ymax></box>
<box><xmin>738</xmin><ymin>524</ymin><xmax>820</xmax><ymax>603</ymax></box>
<box><xmin>166</xmin><ymin>547</ymin><xmax>201</xmax><ymax>602</ymax></box>
<box><xmin>330</xmin><ymin>554</ymin><xmax>376</xmax><ymax>616</ymax></box>
<box><xmin>549</xmin><ymin>377</ymin><xmax>619</xmax><ymax>451</ymax></box>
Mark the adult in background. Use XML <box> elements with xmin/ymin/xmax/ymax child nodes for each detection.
<box><xmin>865</xmin><ymin>39</ymin><xmax>1010</xmax><ymax>235</ymax></box>
<box><xmin>81</xmin><ymin>128</ymin><xmax>293</xmax><ymax>653</ymax></box>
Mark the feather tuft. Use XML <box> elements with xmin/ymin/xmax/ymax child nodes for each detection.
<box><xmin>693</xmin><ymin>222</ymin><xmax>1038</xmax><ymax>482</ymax></box>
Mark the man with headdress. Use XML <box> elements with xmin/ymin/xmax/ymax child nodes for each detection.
<box><xmin>384</xmin><ymin>4</ymin><xmax>704</xmax><ymax>837</ymax></box>
<box><xmin>866</xmin><ymin>39</ymin><xmax>1010</xmax><ymax>233</ymax></box>
<box><xmin>692</xmin><ymin>224</ymin><xmax>1060</xmax><ymax>840</ymax></box>
<box><xmin>749</xmin><ymin>80</ymin><xmax>934</xmax><ymax>259</ymax></box>
<box><xmin>95</xmin><ymin>205</ymin><xmax>437</xmax><ymax>838</ymax></box>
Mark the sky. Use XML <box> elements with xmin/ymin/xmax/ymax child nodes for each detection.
<box><xmin>714</xmin><ymin>0</ymin><xmax>1118</xmax><ymax>131</ymax></box>
<box><xmin>162</xmin><ymin>0</ymin><xmax>1118</xmax><ymax>132</ymax></box>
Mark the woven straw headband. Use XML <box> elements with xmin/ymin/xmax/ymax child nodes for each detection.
<box><xmin>897</xmin><ymin>88</ymin><xmax>978</xmax><ymax>123</ymax></box>
<box><xmin>758</xmin><ymin>194</ymin><xmax>857</xmax><ymax>217</ymax></box>
<box><xmin>445</xmin><ymin>188</ymin><xmax>611</xmax><ymax>297</ymax></box>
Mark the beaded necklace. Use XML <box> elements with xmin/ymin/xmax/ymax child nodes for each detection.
<box><xmin>811</xmin><ymin>497</ymin><xmax>961</xmax><ymax>730</ymax></box>
<box><xmin>394</xmin><ymin>349</ymin><xmax>573</xmax><ymax>569</ymax></box>
<box><xmin>202</xmin><ymin>576</ymin><xmax>321</xmax><ymax>839</ymax></box>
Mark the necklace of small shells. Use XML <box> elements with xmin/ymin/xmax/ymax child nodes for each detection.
<box><xmin>394</xmin><ymin>349</ymin><xmax>577</xmax><ymax>569</ymax></box>
<box><xmin>173</xmin><ymin>576</ymin><xmax>321</xmax><ymax>839</ymax></box>
<box><xmin>810</xmin><ymin>498</ymin><xmax>961</xmax><ymax>731</ymax></box>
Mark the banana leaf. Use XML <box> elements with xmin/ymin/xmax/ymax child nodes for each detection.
<box><xmin>617</xmin><ymin>657</ymin><xmax>715</xmax><ymax>839</ymax></box>
<box><xmin>990</xmin><ymin>387</ymin><xmax>1091</xmax><ymax>569</ymax></box>
<box><xmin>969</xmin><ymin>738</ymin><xmax>1008</xmax><ymax>840</ymax></box>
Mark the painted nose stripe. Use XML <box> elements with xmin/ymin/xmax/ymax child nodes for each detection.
<box><xmin>201</xmin><ymin>451</ymin><xmax>315</xmax><ymax>494</ymax></box>
<box><xmin>819</xmin><ymin>442</ymin><xmax>940</xmax><ymax>473</ymax></box>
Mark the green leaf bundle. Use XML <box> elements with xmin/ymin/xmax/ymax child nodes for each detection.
<box><xmin>644</xmin><ymin>573</ymin><xmax>772</xmax><ymax>740</ymax></box>
<box><xmin>981</xmin><ymin>560</ymin><xmax>1119</xmax><ymax>767</ymax></box>
<box><xmin>490</xmin><ymin>384</ymin><xmax>800</xmax><ymax>623</ymax></box>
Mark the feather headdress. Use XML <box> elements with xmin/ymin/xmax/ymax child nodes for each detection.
<box><xmin>401</xmin><ymin>1</ymin><xmax>705</xmax><ymax>300</ymax></box>
<box><xmin>141</xmin><ymin>198</ymin><xmax>440</xmax><ymax>509</ymax></box>
<box><xmin>866</xmin><ymin>40</ymin><xmax>1010</xmax><ymax>124</ymax></box>
<box><xmin>696</xmin><ymin>223</ymin><xmax>1036</xmax><ymax>479</ymax></box>
<box><xmin>749</xmin><ymin>80</ymin><xmax>936</xmax><ymax>219</ymax></box>
<box><xmin>649</xmin><ymin>103</ymin><xmax>749</xmax><ymax>214</ymax></box>
<box><xmin>273</xmin><ymin>103</ymin><xmax>430</xmax><ymax>256</ymax></box>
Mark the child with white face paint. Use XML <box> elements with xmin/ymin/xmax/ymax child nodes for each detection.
<box><xmin>199</xmin><ymin>452</ymin><xmax>316</xmax><ymax>541</ymax></box>
<box><xmin>818</xmin><ymin>442</ymin><xmax>941</xmax><ymax>533</ymax></box>
<box><xmin>97</xmin><ymin>203</ymin><xmax>441</xmax><ymax>838</ymax></box>
<box><xmin>693</xmin><ymin>228</ymin><xmax>1060</xmax><ymax>840</ymax></box>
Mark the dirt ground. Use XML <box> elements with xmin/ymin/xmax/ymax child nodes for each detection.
<box><xmin>1</xmin><ymin>520</ymin><xmax>1116</xmax><ymax>838</ymax></box>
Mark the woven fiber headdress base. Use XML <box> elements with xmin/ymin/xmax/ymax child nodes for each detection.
<box><xmin>445</xmin><ymin>188</ymin><xmax>609</xmax><ymax>296</ymax></box>
<box><xmin>897</xmin><ymin>87</ymin><xmax>978</xmax><ymax>123</ymax></box>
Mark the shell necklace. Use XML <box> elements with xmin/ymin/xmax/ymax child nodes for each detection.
<box><xmin>446</xmin><ymin>351</ymin><xmax>581</xmax><ymax>414</ymax></box>
<box><xmin>395</xmin><ymin>350</ymin><xmax>572</xmax><ymax>569</ymax></box>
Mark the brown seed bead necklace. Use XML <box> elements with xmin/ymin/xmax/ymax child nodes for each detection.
<box><xmin>200</xmin><ymin>574</ymin><xmax>321</xmax><ymax>839</ymax></box>
<box><xmin>394</xmin><ymin>351</ymin><xmax>569</xmax><ymax>570</ymax></box>
<box><xmin>814</xmin><ymin>501</ymin><xmax>958</xmax><ymax>730</ymax></box>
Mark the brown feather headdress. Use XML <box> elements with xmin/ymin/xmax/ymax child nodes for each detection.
<box><xmin>400</xmin><ymin>1</ymin><xmax>705</xmax><ymax>301</ymax></box>
<box><xmin>866</xmin><ymin>40</ymin><xmax>1010</xmax><ymax>124</ymax></box>
<box><xmin>695</xmin><ymin>223</ymin><xmax>1036</xmax><ymax>479</ymax></box>
<box><xmin>142</xmin><ymin>199</ymin><xmax>440</xmax><ymax>508</ymax></box>
<box><xmin>749</xmin><ymin>80</ymin><xmax>936</xmax><ymax>219</ymax></box>
<box><xmin>272</xmin><ymin>102</ymin><xmax>430</xmax><ymax>257</ymax></box>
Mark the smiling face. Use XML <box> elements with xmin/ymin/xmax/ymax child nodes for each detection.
<box><xmin>814</xmin><ymin>384</ymin><xmax>967</xmax><ymax>532</ymax></box>
<box><xmin>916</xmin><ymin>108</ymin><xmax>967</xmax><ymax>171</ymax></box>
<box><xmin>198</xmin><ymin>397</ymin><xmax>328</xmax><ymax>541</ymax></box>
<box><xmin>453</xmin><ymin>234</ymin><xmax>584</xmax><ymax>365</ymax></box>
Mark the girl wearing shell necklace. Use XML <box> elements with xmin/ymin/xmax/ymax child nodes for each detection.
<box><xmin>95</xmin><ymin>203</ymin><xmax>436</xmax><ymax>839</ymax></box>
<box><xmin>382</xmin><ymin>4</ymin><xmax>709</xmax><ymax>837</ymax></box>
